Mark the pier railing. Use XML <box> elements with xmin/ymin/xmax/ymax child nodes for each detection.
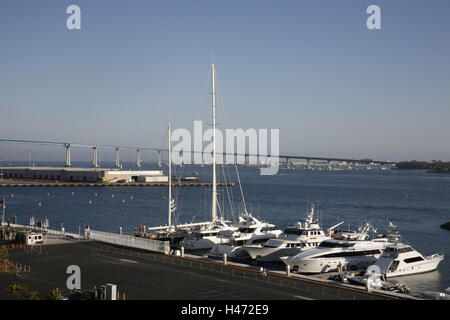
<box><xmin>2</xmin><ymin>223</ymin><xmax>84</xmax><ymax>240</ymax></box>
<box><xmin>86</xmin><ymin>229</ymin><xmax>170</xmax><ymax>255</ymax></box>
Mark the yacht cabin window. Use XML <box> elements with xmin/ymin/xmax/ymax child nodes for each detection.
<box><xmin>238</xmin><ymin>227</ymin><xmax>256</xmax><ymax>233</ymax></box>
<box><xmin>319</xmin><ymin>241</ymin><xmax>355</xmax><ymax>248</ymax></box>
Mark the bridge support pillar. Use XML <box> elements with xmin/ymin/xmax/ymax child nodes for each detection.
<box><xmin>136</xmin><ymin>150</ymin><xmax>141</xmax><ymax>168</ymax></box>
<box><xmin>157</xmin><ymin>151</ymin><xmax>162</xmax><ymax>168</ymax></box>
<box><xmin>92</xmin><ymin>147</ymin><xmax>98</xmax><ymax>168</ymax></box>
<box><xmin>115</xmin><ymin>148</ymin><xmax>120</xmax><ymax>168</ymax></box>
<box><xmin>65</xmin><ymin>144</ymin><xmax>71</xmax><ymax>167</ymax></box>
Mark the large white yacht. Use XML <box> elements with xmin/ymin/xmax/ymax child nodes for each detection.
<box><xmin>243</xmin><ymin>204</ymin><xmax>343</xmax><ymax>262</ymax></box>
<box><xmin>208</xmin><ymin>212</ymin><xmax>283</xmax><ymax>258</ymax></box>
<box><xmin>280</xmin><ymin>224</ymin><xmax>390</xmax><ymax>274</ymax></box>
<box><xmin>366</xmin><ymin>222</ymin><xmax>444</xmax><ymax>277</ymax></box>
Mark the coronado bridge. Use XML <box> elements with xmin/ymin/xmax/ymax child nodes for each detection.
<box><xmin>0</xmin><ymin>138</ymin><xmax>396</xmax><ymax>168</ymax></box>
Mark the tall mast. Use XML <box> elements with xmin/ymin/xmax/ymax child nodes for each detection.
<box><xmin>168</xmin><ymin>123</ymin><xmax>173</xmax><ymax>229</ymax></box>
<box><xmin>211</xmin><ymin>64</ymin><xmax>217</xmax><ymax>221</ymax></box>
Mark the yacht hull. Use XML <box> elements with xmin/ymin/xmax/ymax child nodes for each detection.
<box><xmin>244</xmin><ymin>246</ymin><xmax>302</xmax><ymax>262</ymax></box>
<box><xmin>382</xmin><ymin>255</ymin><xmax>444</xmax><ymax>278</ymax></box>
<box><xmin>282</xmin><ymin>256</ymin><xmax>380</xmax><ymax>274</ymax></box>
<box><xmin>180</xmin><ymin>237</ymin><xmax>230</xmax><ymax>251</ymax></box>
<box><xmin>209</xmin><ymin>244</ymin><xmax>249</xmax><ymax>259</ymax></box>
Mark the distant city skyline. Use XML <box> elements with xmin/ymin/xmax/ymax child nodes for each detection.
<box><xmin>1</xmin><ymin>0</ymin><xmax>450</xmax><ymax>162</ymax></box>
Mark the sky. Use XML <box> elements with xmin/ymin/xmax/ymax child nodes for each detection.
<box><xmin>1</xmin><ymin>0</ymin><xmax>450</xmax><ymax>162</ymax></box>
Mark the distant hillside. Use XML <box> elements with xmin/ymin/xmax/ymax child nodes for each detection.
<box><xmin>394</xmin><ymin>161</ymin><xmax>450</xmax><ymax>173</ymax></box>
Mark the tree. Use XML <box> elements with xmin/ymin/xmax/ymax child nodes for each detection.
<box><xmin>6</xmin><ymin>283</ymin><xmax>40</xmax><ymax>300</ymax></box>
<box><xmin>48</xmin><ymin>288</ymin><xmax>64</xmax><ymax>300</ymax></box>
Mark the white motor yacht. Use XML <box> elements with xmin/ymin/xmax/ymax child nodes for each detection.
<box><xmin>280</xmin><ymin>224</ymin><xmax>390</xmax><ymax>274</ymax></box>
<box><xmin>243</xmin><ymin>204</ymin><xmax>343</xmax><ymax>262</ymax></box>
<box><xmin>209</xmin><ymin>212</ymin><xmax>283</xmax><ymax>258</ymax></box>
<box><xmin>366</xmin><ymin>222</ymin><xmax>444</xmax><ymax>277</ymax></box>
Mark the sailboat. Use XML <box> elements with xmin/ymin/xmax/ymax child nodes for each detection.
<box><xmin>207</xmin><ymin>162</ymin><xmax>283</xmax><ymax>258</ymax></box>
<box><xmin>179</xmin><ymin>64</ymin><xmax>238</xmax><ymax>250</ymax></box>
<box><xmin>144</xmin><ymin>123</ymin><xmax>212</xmax><ymax>243</ymax></box>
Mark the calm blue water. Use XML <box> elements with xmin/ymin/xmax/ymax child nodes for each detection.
<box><xmin>1</xmin><ymin>161</ymin><xmax>449</xmax><ymax>294</ymax></box>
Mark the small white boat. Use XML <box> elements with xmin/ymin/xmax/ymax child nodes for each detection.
<box><xmin>344</xmin><ymin>271</ymin><xmax>409</xmax><ymax>293</ymax></box>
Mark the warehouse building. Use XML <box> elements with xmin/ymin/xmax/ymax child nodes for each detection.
<box><xmin>0</xmin><ymin>167</ymin><xmax>168</xmax><ymax>183</ymax></box>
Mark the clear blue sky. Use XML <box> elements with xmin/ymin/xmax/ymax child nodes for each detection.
<box><xmin>1</xmin><ymin>0</ymin><xmax>450</xmax><ymax>162</ymax></box>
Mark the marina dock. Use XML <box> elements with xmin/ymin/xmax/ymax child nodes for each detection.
<box><xmin>0</xmin><ymin>232</ymin><xmax>417</xmax><ymax>300</ymax></box>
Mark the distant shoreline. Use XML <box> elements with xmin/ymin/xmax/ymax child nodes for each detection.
<box><xmin>393</xmin><ymin>161</ymin><xmax>450</xmax><ymax>174</ymax></box>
